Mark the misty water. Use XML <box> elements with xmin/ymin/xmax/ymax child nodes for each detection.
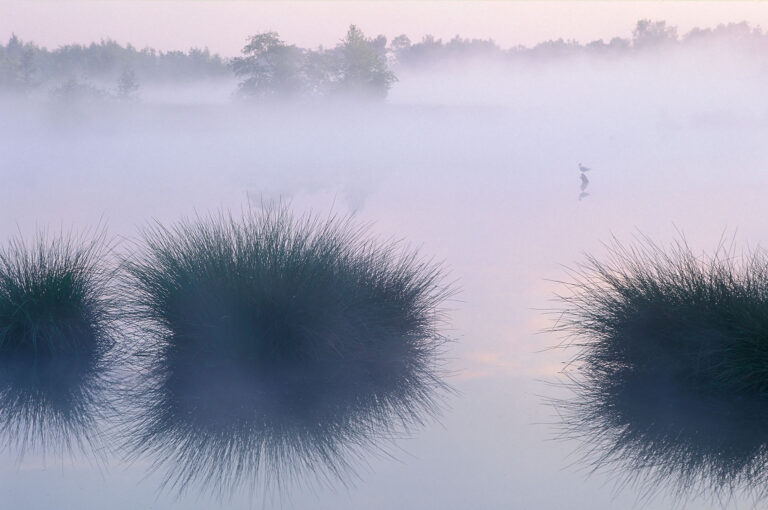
<box><xmin>3</xmin><ymin>42</ymin><xmax>768</xmax><ymax>509</ymax></box>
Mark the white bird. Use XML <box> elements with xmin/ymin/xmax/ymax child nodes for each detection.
<box><xmin>578</xmin><ymin>163</ymin><xmax>591</xmax><ymax>173</ymax></box>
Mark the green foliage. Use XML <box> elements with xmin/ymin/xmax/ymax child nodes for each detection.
<box><xmin>633</xmin><ymin>19</ymin><xmax>679</xmax><ymax>48</ymax></box>
<box><xmin>232</xmin><ymin>25</ymin><xmax>397</xmax><ymax>102</ymax></box>
<box><xmin>231</xmin><ymin>32</ymin><xmax>307</xmax><ymax>99</ymax></box>
<box><xmin>50</xmin><ymin>78</ymin><xmax>109</xmax><ymax>104</ymax></box>
<box><xmin>337</xmin><ymin>25</ymin><xmax>396</xmax><ymax>99</ymax></box>
<box><xmin>0</xmin><ymin>34</ymin><xmax>228</xmax><ymax>93</ymax></box>
<box><xmin>116</xmin><ymin>68</ymin><xmax>140</xmax><ymax>100</ymax></box>
<box><xmin>0</xmin><ymin>34</ymin><xmax>37</xmax><ymax>92</ymax></box>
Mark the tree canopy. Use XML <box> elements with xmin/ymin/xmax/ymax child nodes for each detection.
<box><xmin>231</xmin><ymin>25</ymin><xmax>397</xmax><ymax>101</ymax></box>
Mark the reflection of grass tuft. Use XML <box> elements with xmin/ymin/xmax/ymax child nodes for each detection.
<box><xmin>555</xmin><ymin>370</ymin><xmax>768</xmax><ymax>504</ymax></box>
<box><xmin>122</xmin><ymin>205</ymin><xmax>452</xmax><ymax>496</ymax></box>
<box><xmin>0</xmin><ymin>230</ymin><xmax>117</xmax><ymax>457</ymax></box>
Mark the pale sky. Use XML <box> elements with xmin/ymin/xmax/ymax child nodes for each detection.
<box><xmin>2</xmin><ymin>1</ymin><xmax>768</xmax><ymax>56</ymax></box>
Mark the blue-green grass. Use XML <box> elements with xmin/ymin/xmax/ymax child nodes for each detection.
<box><xmin>551</xmin><ymin>235</ymin><xmax>768</xmax><ymax>504</ymax></box>
<box><xmin>0</xmin><ymin>230</ymin><xmax>117</xmax><ymax>457</ymax></box>
<box><xmin>554</xmin><ymin>235</ymin><xmax>768</xmax><ymax>396</ymax></box>
<box><xmin>122</xmin><ymin>206</ymin><xmax>452</xmax><ymax>496</ymax></box>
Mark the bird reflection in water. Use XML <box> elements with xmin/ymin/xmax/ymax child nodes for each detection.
<box><xmin>578</xmin><ymin>163</ymin><xmax>591</xmax><ymax>201</ymax></box>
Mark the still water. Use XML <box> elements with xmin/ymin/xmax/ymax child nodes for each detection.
<box><xmin>2</xmin><ymin>65</ymin><xmax>768</xmax><ymax>508</ymax></box>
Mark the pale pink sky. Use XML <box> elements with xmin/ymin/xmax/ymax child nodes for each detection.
<box><xmin>2</xmin><ymin>1</ymin><xmax>768</xmax><ymax>56</ymax></box>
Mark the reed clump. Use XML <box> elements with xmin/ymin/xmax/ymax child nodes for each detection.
<box><xmin>0</xmin><ymin>230</ymin><xmax>117</xmax><ymax>456</ymax></box>
<box><xmin>122</xmin><ymin>206</ymin><xmax>451</xmax><ymax>495</ymax></box>
<box><xmin>552</xmin><ymin>236</ymin><xmax>768</xmax><ymax>503</ymax></box>
<box><xmin>555</xmin><ymin>236</ymin><xmax>768</xmax><ymax>396</ymax></box>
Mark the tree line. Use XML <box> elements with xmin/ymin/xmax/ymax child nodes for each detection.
<box><xmin>0</xmin><ymin>35</ymin><xmax>226</xmax><ymax>93</ymax></box>
<box><xmin>1</xmin><ymin>21</ymin><xmax>766</xmax><ymax>101</ymax></box>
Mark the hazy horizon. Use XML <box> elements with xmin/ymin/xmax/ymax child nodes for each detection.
<box><xmin>3</xmin><ymin>1</ymin><xmax>768</xmax><ymax>56</ymax></box>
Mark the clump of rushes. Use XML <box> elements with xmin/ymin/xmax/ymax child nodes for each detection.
<box><xmin>123</xmin><ymin>206</ymin><xmax>452</xmax><ymax>496</ymax></box>
<box><xmin>554</xmin><ymin>235</ymin><xmax>768</xmax><ymax>397</ymax></box>
<box><xmin>0</xmin><ymin>230</ymin><xmax>117</xmax><ymax>457</ymax></box>
<box><xmin>551</xmin><ymin>235</ymin><xmax>768</xmax><ymax>504</ymax></box>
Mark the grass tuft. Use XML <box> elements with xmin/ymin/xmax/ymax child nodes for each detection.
<box><xmin>550</xmin><ymin>235</ymin><xmax>768</xmax><ymax>503</ymax></box>
<box><xmin>553</xmin><ymin>235</ymin><xmax>768</xmax><ymax>396</ymax></box>
<box><xmin>0</xmin><ymin>229</ymin><xmax>118</xmax><ymax>458</ymax></box>
<box><xmin>122</xmin><ymin>205</ymin><xmax>452</xmax><ymax>496</ymax></box>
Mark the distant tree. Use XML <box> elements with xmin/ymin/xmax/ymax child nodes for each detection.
<box><xmin>684</xmin><ymin>21</ymin><xmax>761</xmax><ymax>47</ymax></box>
<box><xmin>0</xmin><ymin>35</ymin><xmax>37</xmax><ymax>92</ymax></box>
<box><xmin>117</xmin><ymin>68</ymin><xmax>139</xmax><ymax>100</ymax></box>
<box><xmin>529</xmin><ymin>38</ymin><xmax>581</xmax><ymax>59</ymax></box>
<box><xmin>608</xmin><ymin>36</ymin><xmax>631</xmax><ymax>52</ymax></box>
<box><xmin>0</xmin><ymin>53</ymin><xmax>22</xmax><ymax>91</ymax></box>
<box><xmin>302</xmin><ymin>48</ymin><xmax>338</xmax><ymax>98</ymax></box>
<box><xmin>390</xmin><ymin>34</ymin><xmax>412</xmax><ymax>56</ymax></box>
<box><xmin>445</xmin><ymin>36</ymin><xmax>501</xmax><ymax>59</ymax></box>
<box><xmin>50</xmin><ymin>78</ymin><xmax>108</xmax><ymax>104</ymax></box>
<box><xmin>231</xmin><ymin>32</ymin><xmax>306</xmax><ymax>99</ymax></box>
<box><xmin>336</xmin><ymin>25</ymin><xmax>396</xmax><ymax>99</ymax></box>
<box><xmin>394</xmin><ymin>34</ymin><xmax>444</xmax><ymax>66</ymax></box>
<box><xmin>188</xmin><ymin>47</ymin><xmax>223</xmax><ymax>74</ymax></box>
<box><xmin>633</xmin><ymin>20</ymin><xmax>678</xmax><ymax>49</ymax></box>
<box><xmin>18</xmin><ymin>48</ymin><xmax>35</xmax><ymax>88</ymax></box>
<box><xmin>370</xmin><ymin>34</ymin><xmax>388</xmax><ymax>55</ymax></box>
<box><xmin>585</xmin><ymin>36</ymin><xmax>630</xmax><ymax>56</ymax></box>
